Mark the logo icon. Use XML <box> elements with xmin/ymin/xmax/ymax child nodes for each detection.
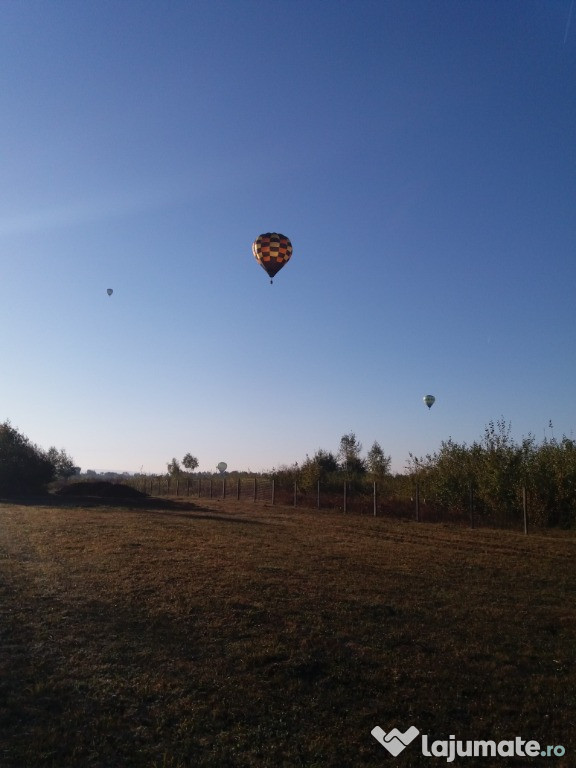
<box><xmin>371</xmin><ymin>725</ymin><xmax>420</xmax><ymax>756</ymax></box>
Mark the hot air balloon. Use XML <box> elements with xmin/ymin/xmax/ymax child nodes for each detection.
<box><xmin>107</xmin><ymin>288</ymin><xmax>113</xmax><ymax>296</ymax></box>
<box><xmin>423</xmin><ymin>395</ymin><xmax>436</xmax><ymax>409</ymax></box>
<box><xmin>217</xmin><ymin>462</ymin><xmax>227</xmax><ymax>474</ymax></box>
<box><xmin>252</xmin><ymin>233</ymin><xmax>292</xmax><ymax>283</ymax></box>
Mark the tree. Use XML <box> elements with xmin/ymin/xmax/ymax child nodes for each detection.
<box><xmin>299</xmin><ymin>449</ymin><xmax>339</xmax><ymax>490</ymax></box>
<box><xmin>167</xmin><ymin>458</ymin><xmax>181</xmax><ymax>477</ymax></box>
<box><xmin>182</xmin><ymin>453</ymin><xmax>199</xmax><ymax>472</ymax></box>
<box><xmin>338</xmin><ymin>432</ymin><xmax>365</xmax><ymax>475</ymax></box>
<box><xmin>46</xmin><ymin>447</ymin><xmax>79</xmax><ymax>481</ymax></box>
<box><xmin>314</xmin><ymin>448</ymin><xmax>339</xmax><ymax>474</ymax></box>
<box><xmin>0</xmin><ymin>421</ymin><xmax>55</xmax><ymax>495</ymax></box>
<box><xmin>366</xmin><ymin>441</ymin><xmax>391</xmax><ymax>479</ymax></box>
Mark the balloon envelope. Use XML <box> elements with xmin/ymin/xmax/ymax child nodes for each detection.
<box><xmin>423</xmin><ymin>395</ymin><xmax>436</xmax><ymax>409</ymax></box>
<box><xmin>252</xmin><ymin>233</ymin><xmax>292</xmax><ymax>282</ymax></box>
<box><xmin>107</xmin><ymin>288</ymin><xmax>113</xmax><ymax>296</ymax></box>
<box><xmin>217</xmin><ymin>462</ymin><xmax>227</xmax><ymax>474</ymax></box>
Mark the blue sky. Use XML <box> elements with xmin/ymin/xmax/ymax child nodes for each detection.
<box><xmin>1</xmin><ymin>0</ymin><xmax>575</xmax><ymax>475</ymax></box>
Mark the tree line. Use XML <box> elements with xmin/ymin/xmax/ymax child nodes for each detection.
<box><xmin>260</xmin><ymin>424</ymin><xmax>576</xmax><ymax>527</ymax></box>
<box><xmin>272</xmin><ymin>432</ymin><xmax>392</xmax><ymax>492</ymax></box>
<box><xmin>0</xmin><ymin>421</ymin><xmax>78</xmax><ymax>496</ymax></box>
<box><xmin>2</xmin><ymin>419</ymin><xmax>575</xmax><ymax>527</ymax></box>
<box><xmin>406</xmin><ymin>418</ymin><xmax>576</xmax><ymax>527</ymax></box>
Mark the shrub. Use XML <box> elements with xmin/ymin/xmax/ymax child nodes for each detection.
<box><xmin>408</xmin><ymin>419</ymin><xmax>576</xmax><ymax>528</ymax></box>
<box><xmin>0</xmin><ymin>421</ymin><xmax>55</xmax><ymax>496</ymax></box>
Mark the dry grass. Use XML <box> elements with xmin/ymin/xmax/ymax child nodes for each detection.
<box><xmin>0</xmin><ymin>497</ymin><xmax>574</xmax><ymax>767</ymax></box>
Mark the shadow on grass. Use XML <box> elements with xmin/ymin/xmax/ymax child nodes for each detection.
<box><xmin>0</xmin><ymin>589</ymin><xmax>208</xmax><ymax>767</ymax></box>
<box><xmin>0</xmin><ymin>493</ymin><xmax>265</xmax><ymax>525</ymax></box>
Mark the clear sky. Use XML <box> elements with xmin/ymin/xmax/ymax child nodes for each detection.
<box><xmin>1</xmin><ymin>0</ymin><xmax>575</xmax><ymax>475</ymax></box>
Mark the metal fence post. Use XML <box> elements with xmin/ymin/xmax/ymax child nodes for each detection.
<box><xmin>523</xmin><ymin>486</ymin><xmax>528</xmax><ymax>534</ymax></box>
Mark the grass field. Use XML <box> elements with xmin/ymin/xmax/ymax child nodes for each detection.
<box><xmin>0</xmin><ymin>496</ymin><xmax>574</xmax><ymax>767</ymax></box>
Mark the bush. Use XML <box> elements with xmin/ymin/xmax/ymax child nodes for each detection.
<box><xmin>0</xmin><ymin>421</ymin><xmax>55</xmax><ymax>496</ymax></box>
<box><xmin>526</xmin><ymin>437</ymin><xmax>576</xmax><ymax>527</ymax></box>
<box><xmin>408</xmin><ymin>419</ymin><xmax>576</xmax><ymax>528</ymax></box>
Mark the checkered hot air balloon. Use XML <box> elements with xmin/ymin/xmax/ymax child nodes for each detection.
<box><xmin>252</xmin><ymin>233</ymin><xmax>292</xmax><ymax>283</ymax></box>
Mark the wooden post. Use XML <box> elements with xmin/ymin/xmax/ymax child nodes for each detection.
<box><xmin>343</xmin><ymin>481</ymin><xmax>347</xmax><ymax>514</ymax></box>
<box><xmin>236</xmin><ymin>478</ymin><xmax>240</xmax><ymax>500</ymax></box>
<box><xmin>373</xmin><ymin>481</ymin><xmax>377</xmax><ymax>517</ymax></box>
<box><xmin>209</xmin><ymin>478</ymin><xmax>213</xmax><ymax>499</ymax></box>
<box><xmin>222</xmin><ymin>477</ymin><xmax>226</xmax><ymax>499</ymax></box>
<box><xmin>317</xmin><ymin>480</ymin><xmax>321</xmax><ymax>510</ymax></box>
<box><xmin>469</xmin><ymin>481</ymin><xmax>474</xmax><ymax>529</ymax></box>
<box><xmin>271</xmin><ymin>478</ymin><xmax>275</xmax><ymax>505</ymax></box>
<box><xmin>186</xmin><ymin>478</ymin><xmax>190</xmax><ymax>497</ymax></box>
<box><xmin>198</xmin><ymin>477</ymin><xmax>201</xmax><ymax>498</ymax></box>
<box><xmin>415</xmin><ymin>482</ymin><xmax>420</xmax><ymax>522</ymax></box>
<box><xmin>522</xmin><ymin>486</ymin><xmax>528</xmax><ymax>534</ymax></box>
<box><xmin>176</xmin><ymin>479</ymin><xmax>179</xmax><ymax>496</ymax></box>
<box><xmin>293</xmin><ymin>481</ymin><xmax>297</xmax><ymax>507</ymax></box>
<box><xmin>253</xmin><ymin>476</ymin><xmax>257</xmax><ymax>502</ymax></box>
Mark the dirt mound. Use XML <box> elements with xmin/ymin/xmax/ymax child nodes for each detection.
<box><xmin>55</xmin><ymin>481</ymin><xmax>148</xmax><ymax>500</ymax></box>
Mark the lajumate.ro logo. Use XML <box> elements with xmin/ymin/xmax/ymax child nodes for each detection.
<box><xmin>371</xmin><ymin>725</ymin><xmax>567</xmax><ymax>762</ymax></box>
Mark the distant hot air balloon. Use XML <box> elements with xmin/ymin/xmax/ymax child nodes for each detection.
<box><xmin>107</xmin><ymin>288</ymin><xmax>113</xmax><ymax>296</ymax></box>
<box><xmin>252</xmin><ymin>233</ymin><xmax>292</xmax><ymax>283</ymax></box>
<box><xmin>423</xmin><ymin>395</ymin><xmax>436</xmax><ymax>409</ymax></box>
<box><xmin>217</xmin><ymin>462</ymin><xmax>227</xmax><ymax>474</ymax></box>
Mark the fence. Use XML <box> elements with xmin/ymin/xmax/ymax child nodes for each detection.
<box><xmin>128</xmin><ymin>474</ymin><xmax>542</xmax><ymax>533</ymax></box>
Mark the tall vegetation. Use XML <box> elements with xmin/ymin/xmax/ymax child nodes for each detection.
<box><xmin>267</xmin><ymin>421</ymin><xmax>576</xmax><ymax>528</ymax></box>
<box><xmin>525</xmin><ymin>434</ymin><xmax>576</xmax><ymax>527</ymax></box>
<box><xmin>337</xmin><ymin>432</ymin><xmax>365</xmax><ymax>478</ymax></box>
<box><xmin>166</xmin><ymin>458</ymin><xmax>182</xmax><ymax>477</ymax></box>
<box><xmin>45</xmin><ymin>447</ymin><xmax>79</xmax><ymax>481</ymax></box>
<box><xmin>182</xmin><ymin>453</ymin><xmax>199</xmax><ymax>472</ymax></box>
<box><xmin>407</xmin><ymin>418</ymin><xmax>576</xmax><ymax>527</ymax></box>
<box><xmin>298</xmin><ymin>449</ymin><xmax>340</xmax><ymax>491</ymax></box>
<box><xmin>275</xmin><ymin>433</ymin><xmax>392</xmax><ymax>494</ymax></box>
<box><xmin>0</xmin><ymin>421</ymin><xmax>75</xmax><ymax>496</ymax></box>
<box><xmin>167</xmin><ymin>453</ymin><xmax>199</xmax><ymax>477</ymax></box>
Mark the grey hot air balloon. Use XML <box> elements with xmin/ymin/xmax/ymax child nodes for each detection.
<box><xmin>107</xmin><ymin>288</ymin><xmax>113</xmax><ymax>296</ymax></box>
<box><xmin>423</xmin><ymin>395</ymin><xmax>436</xmax><ymax>409</ymax></box>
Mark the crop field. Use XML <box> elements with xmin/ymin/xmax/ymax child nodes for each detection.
<box><xmin>0</xmin><ymin>496</ymin><xmax>574</xmax><ymax>767</ymax></box>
